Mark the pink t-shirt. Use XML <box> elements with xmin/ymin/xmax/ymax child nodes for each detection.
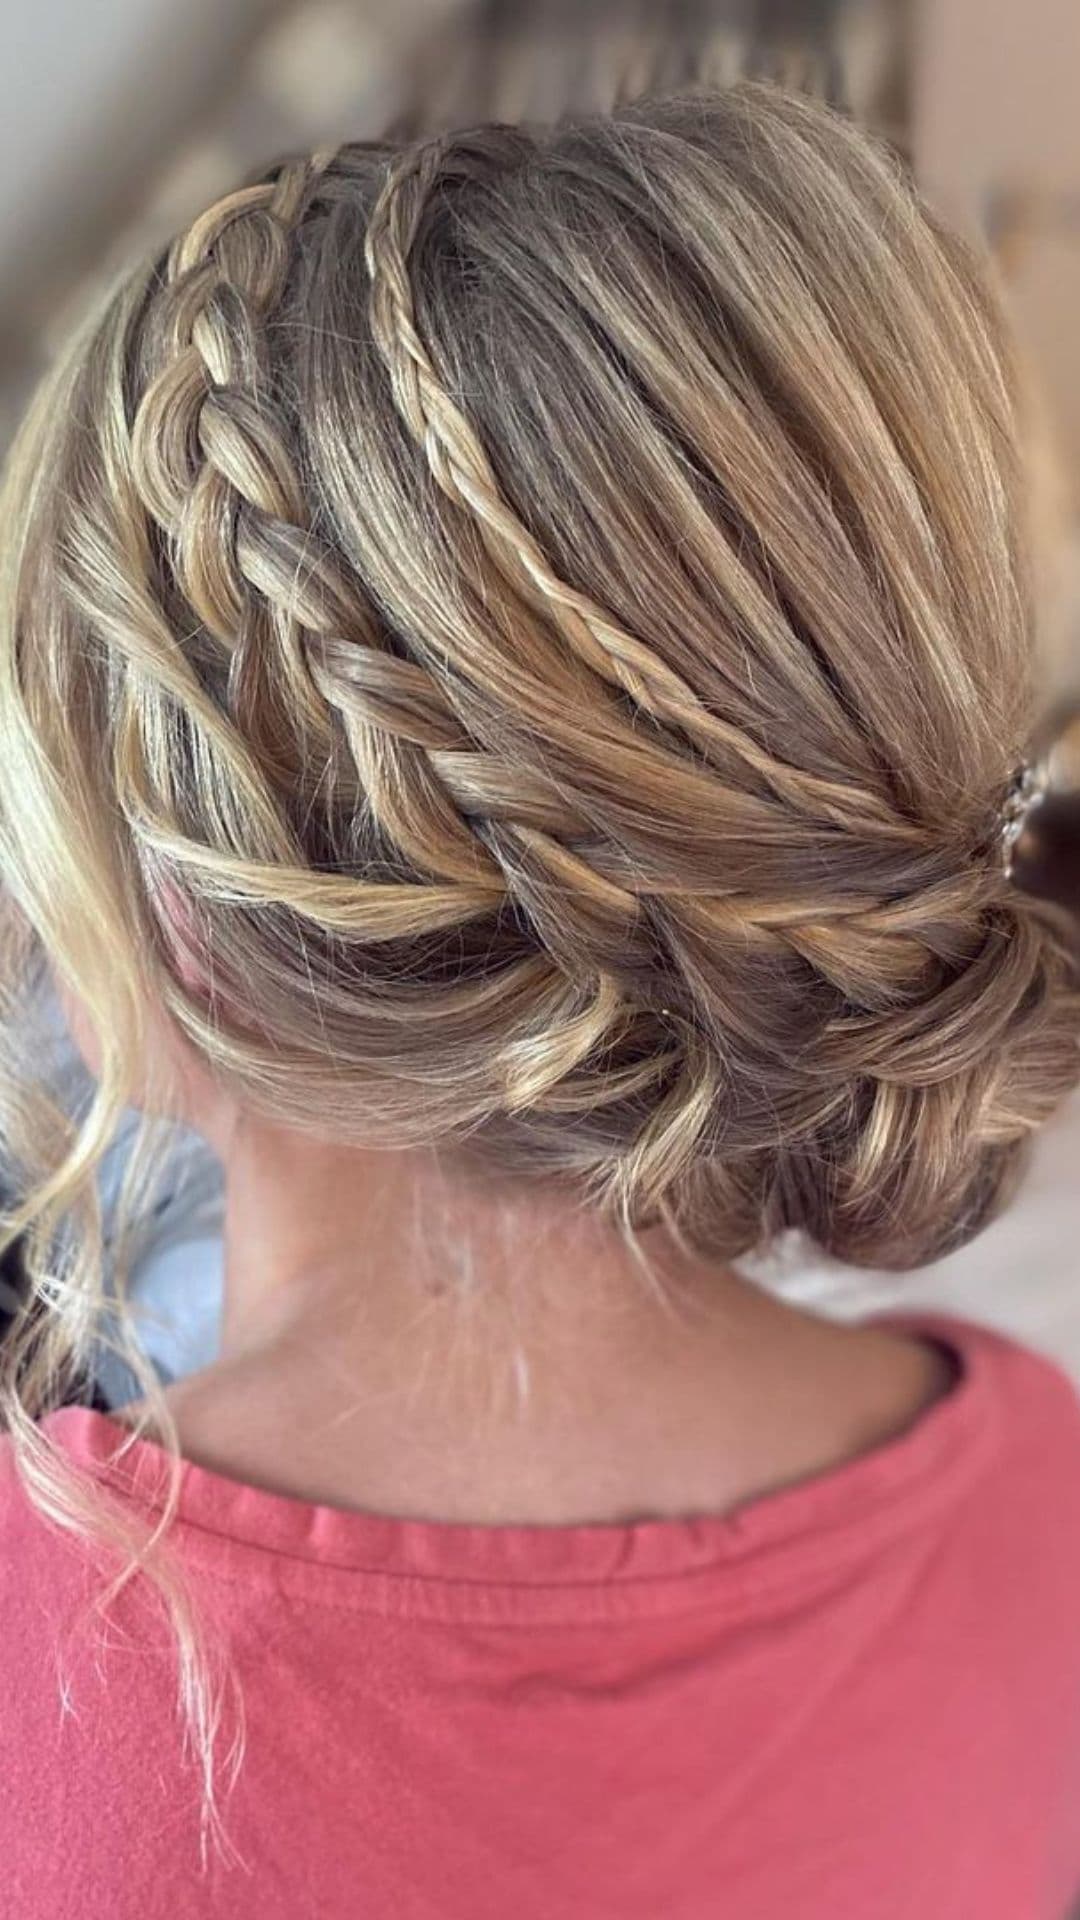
<box><xmin>3</xmin><ymin>1312</ymin><xmax>1080</xmax><ymax>1918</ymax></box>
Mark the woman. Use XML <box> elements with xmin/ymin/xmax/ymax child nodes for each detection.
<box><xmin>1</xmin><ymin>83</ymin><xmax>1079</xmax><ymax>1918</ymax></box>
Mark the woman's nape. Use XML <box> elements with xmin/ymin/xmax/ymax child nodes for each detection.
<box><xmin>127</xmin><ymin>1060</ymin><xmax>957</xmax><ymax>1529</ymax></box>
<box><xmin>56</xmin><ymin>882</ymin><xmax>957</xmax><ymax>1530</ymax></box>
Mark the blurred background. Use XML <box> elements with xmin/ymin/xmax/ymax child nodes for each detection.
<box><xmin>2</xmin><ymin>0</ymin><xmax>1080</xmax><ymax>1392</ymax></box>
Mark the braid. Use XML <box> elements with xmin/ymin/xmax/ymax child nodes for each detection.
<box><xmin>122</xmin><ymin>150</ymin><xmax>642</xmax><ymax>1103</ymax></box>
<box><xmin>127</xmin><ymin>160</ymin><xmax>515</xmax><ymax>911</ymax></box>
<box><xmin>356</xmin><ymin>125</ymin><xmax>1075</xmax><ymax>1193</ymax></box>
<box><xmin>129</xmin><ymin>162</ymin><xmax>330</xmax><ymax>777</ymax></box>
<box><xmin>124</xmin><ymin>128</ymin><xmax>992</xmax><ymax>1085</ymax></box>
<box><xmin>364</xmin><ymin>132</ymin><xmax>913</xmax><ymax>842</ymax></box>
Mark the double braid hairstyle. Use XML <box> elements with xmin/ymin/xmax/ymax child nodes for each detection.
<box><xmin>0</xmin><ymin>82</ymin><xmax>1078</xmax><ymax>1817</ymax></box>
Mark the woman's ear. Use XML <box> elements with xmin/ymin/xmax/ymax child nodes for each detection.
<box><xmin>53</xmin><ymin>968</ymin><xmax>236</xmax><ymax>1154</ymax></box>
<box><xmin>147</xmin><ymin>866</ymin><xmax>215</xmax><ymax>999</ymax></box>
<box><xmin>54</xmin><ymin>975</ymin><xmax>103</xmax><ymax>1082</ymax></box>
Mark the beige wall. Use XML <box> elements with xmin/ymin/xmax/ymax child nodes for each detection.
<box><xmin>916</xmin><ymin>0</ymin><xmax>1080</xmax><ymax>503</ymax></box>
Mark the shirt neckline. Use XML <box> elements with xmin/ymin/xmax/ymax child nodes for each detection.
<box><xmin>42</xmin><ymin>1310</ymin><xmax>1000</xmax><ymax>1626</ymax></box>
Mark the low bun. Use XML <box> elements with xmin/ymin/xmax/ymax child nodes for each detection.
<box><xmin>488</xmin><ymin>879</ymin><xmax>1079</xmax><ymax>1274</ymax></box>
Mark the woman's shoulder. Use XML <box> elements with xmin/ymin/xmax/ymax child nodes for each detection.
<box><xmin>887</xmin><ymin>1309</ymin><xmax>1080</xmax><ymax>1518</ymax></box>
<box><xmin>900</xmin><ymin>1309</ymin><xmax>1080</xmax><ymax>1418</ymax></box>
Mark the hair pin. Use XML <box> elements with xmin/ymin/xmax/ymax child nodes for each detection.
<box><xmin>1000</xmin><ymin>757</ymin><xmax>1050</xmax><ymax>877</ymax></box>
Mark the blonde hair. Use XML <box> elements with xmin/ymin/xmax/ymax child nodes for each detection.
<box><xmin>1</xmin><ymin>82</ymin><xmax>1078</xmax><ymax>1835</ymax></box>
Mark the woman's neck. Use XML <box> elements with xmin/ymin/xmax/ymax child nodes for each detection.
<box><xmin>151</xmin><ymin>1113</ymin><xmax>955</xmax><ymax>1525</ymax></box>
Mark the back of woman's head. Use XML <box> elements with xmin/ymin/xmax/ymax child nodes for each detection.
<box><xmin>2</xmin><ymin>80</ymin><xmax>1078</xmax><ymax>1300</ymax></box>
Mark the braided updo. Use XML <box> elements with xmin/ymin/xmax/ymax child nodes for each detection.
<box><xmin>3</xmin><ymin>83</ymin><xmax>1079</xmax><ymax>1307</ymax></box>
